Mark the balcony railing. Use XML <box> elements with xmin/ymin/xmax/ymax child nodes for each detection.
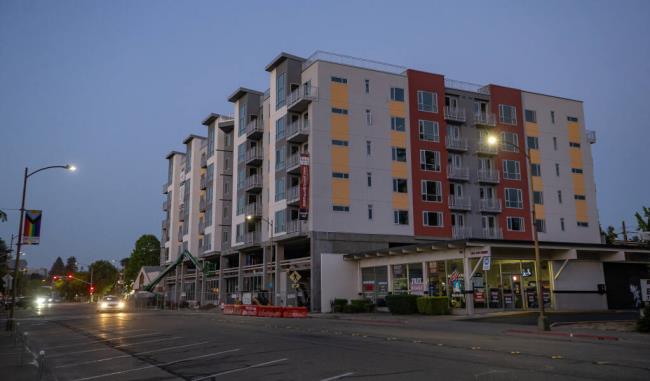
<box><xmin>200</xmin><ymin>175</ymin><xmax>207</xmax><ymax>189</ymax></box>
<box><xmin>477</xmin><ymin>169</ymin><xmax>500</xmax><ymax>183</ymax></box>
<box><xmin>245</xmin><ymin>147</ymin><xmax>263</xmax><ymax>166</ymax></box>
<box><xmin>287</xmin><ymin>85</ymin><xmax>318</xmax><ymax>112</ymax></box>
<box><xmin>444</xmin><ymin>106</ymin><xmax>466</xmax><ymax>123</ymax></box>
<box><xmin>447</xmin><ymin>166</ymin><xmax>470</xmax><ymax>181</ymax></box>
<box><xmin>286</xmin><ymin>119</ymin><xmax>310</xmax><ymax>143</ymax></box>
<box><xmin>243</xmin><ymin>231</ymin><xmax>261</xmax><ymax>245</ymax></box>
<box><xmin>474</xmin><ymin>112</ymin><xmax>497</xmax><ymax>127</ymax></box>
<box><xmin>245</xmin><ymin>119</ymin><xmax>264</xmax><ymax>139</ymax></box>
<box><xmin>482</xmin><ymin>227</ymin><xmax>503</xmax><ymax>239</ymax></box>
<box><xmin>200</xmin><ymin>153</ymin><xmax>207</xmax><ymax>168</ymax></box>
<box><xmin>199</xmin><ymin>197</ymin><xmax>207</xmax><ymax>212</ymax></box>
<box><xmin>286</xmin><ymin>154</ymin><xmax>300</xmax><ymax>172</ymax></box>
<box><xmin>452</xmin><ymin>226</ymin><xmax>473</xmax><ymax>239</ymax></box>
<box><xmin>448</xmin><ymin>196</ymin><xmax>471</xmax><ymax>210</ymax></box>
<box><xmin>287</xmin><ymin>219</ymin><xmax>307</xmax><ymax>234</ymax></box>
<box><xmin>162</xmin><ymin>183</ymin><xmax>169</xmax><ymax>194</ymax></box>
<box><xmin>162</xmin><ymin>200</ymin><xmax>169</xmax><ymax>211</ymax></box>
<box><xmin>245</xmin><ymin>174</ymin><xmax>263</xmax><ymax>192</ymax></box>
<box><xmin>479</xmin><ymin>198</ymin><xmax>502</xmax><ymax>213</ymax></box>
<box><xmin>245</xmin><ymin>202</ymin><xmax>261</xmax><ymax>217</ymax></box>
<box><xmin>161</xmin><ymin>219</ymin><xmax>169</xmax><ymax>230</ymax></box>
<box><xmin>287</xmin><ymin>186</ymin><xmax>299</xmax><ymax>204</ymax></box>
<box><xmin>476</xmin><ymin>142</ymin><xmax>498</xmax><ymax>155</ymax></box>
<box><xmin>198</xmin><ymin>220</ymin><xmax>206</xmax><ymax>232</ymax></box>
<box><xmin>445</xmin><ymin>136</ymin><xmax>468</xmax><ymax>151</ymax></box>
<box><xmin>586</xmin><ymin>129</ymin><xmax>597</xmax><ymax>144</ymax></box>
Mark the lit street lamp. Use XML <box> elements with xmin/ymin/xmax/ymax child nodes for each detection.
<box><xmin>486</xmin><ymin>136</ymin><xmax>550</xmax><ymax>331</ymax></box>
<box><xmin>6</xmin><ymin>164</ymin><xmax>76</xmax><ymax>331</ymax></box>
<box><xmin>246</xmin><ymin>214</ymin><xmax>276</xmax><ymax>305</ymax></box>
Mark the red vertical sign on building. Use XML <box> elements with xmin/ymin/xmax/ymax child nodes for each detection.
<box><xmin>299</xmin><ymin>153</ymin><xmax>310</xmax><ymax>220</ymax></box>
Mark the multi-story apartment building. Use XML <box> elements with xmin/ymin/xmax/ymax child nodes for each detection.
<box><xmin>161</xmin><ymin>51</ymin><xmax>649</xmax><ymax>313</ymax></box>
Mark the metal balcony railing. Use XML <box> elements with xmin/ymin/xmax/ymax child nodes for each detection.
<box><xmin>477</xmin><ymin>169</ymin><xmax>500</xmax><ymax>183</ymax></box>
<box><xmin>287</xmin><ymin>85</ymin><xmax>318</xmax><ymax>112</ymax></box>
<box><xmin>200</xmin><ymin>153</ymin><xmax>207</xmax><ymax>168</ymax></box>
<box><xmin>474</xmin><ymin>112</ymin><xmax>497</xmax><ymax>127</ymax></box>
<box><xmin>162</xmin><ymin>200</ymin><xmax>169</xmax><ymax>211</ymax></box>
<box><xmin>476</xmin><ymin>142</ymin><xmax>498</xmax><ymax>155</ymax></box>
<box><xmin>245</xmin><ymin>119</ymin><xmax>264</xmax><ymax>139</ymax></box>
<box><xmin>447</xmin><ymin>166</ymin><xmax>470</xmax><ymax>181</ymax></box>
<box><xmin>452</xmin><ymin>226</ymin><xmax>473</xmax><ymax>239</ymax></box>
<box><xmin>287</xmin><ymin>219</ymin><xmax>307</xmax><ymax>234</ymax></box>
<box><xmin>287</xmin><ymin>186</ymin><xmax>299</xmax><ymax>204</ymax></box>
<box><xmin>479</xmin><ymin>198</ymin><xmax>502</xmax><ymax>212</ymax></box>
<box><xmin>243</xmin><ymin>231</ymin><xmax>261</xmax><ymax>245</ymax></box>
<box><xmin>445</xmin><ymin>136</ymin><xmax>469</xmax><ymax>151</ymax></box>
<box><xmin>245</xmin><ymin>174</ymin><xmax>263</xmax><ymax>191</ymax></box>
<box><xmin>448</xmin><ymin>196</ymin><xmax>471</xmax><ymax>210</ymax></box>
<box><xmin>245</xmin><ymin>202</ymin><xmax>261</xmax><ymax>217</ymax></box>
<box><xmin>286</xmin><ymin>119</ymin><xmax>310</xmax><ymax>142</ymax></box>
<box><xmin>586</xmin><ymin>129</ymin><xmax>597</xmax><ymax>144</ymax></box>
<box><xmin>286</xmin><ymin>154</ymin><xmax>300</xmax><ymax>170</ymax></box>
<box><xmin>245</xmin><ymin>147</ymin><xmax>263</xmax><ymax>165</ymax></box>
<box><xmin>444</xmin><ymin>106</ymin><xmax>466</xmax><ymax>122</ymax></box>
<box><xmin>482</xmin><ymin>227</ymin><xmax>503</xmax><ymax>239</ymax></box>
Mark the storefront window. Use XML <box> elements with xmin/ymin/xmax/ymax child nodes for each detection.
<box><xmin>391</xmin><ymin>264</ymin><xmax>408</xmax><ymax>294</ymax></box>
<box><xmin>446</xmin><ymin>259</ymin><xmax>465</xmax><ymax>308</ymax></box>
<box><xmin>391</xmin><ymin>263</ymin><xmax>424</xmax><ymax>295</ymax></box>
<box><xmin>427</xmin><ymin>261</ymin><xmax>447</xmax><ymax>296</ymax></box>
<box><xmin>361</xmin><ymin>266</ymin><xmax>389</xmax><ymax>305</ymax></box>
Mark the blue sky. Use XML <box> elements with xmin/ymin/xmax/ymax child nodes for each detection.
<box><xmin>1</xmin><ymin>0</ymin><xmax>649</xmax><ymax>269</ymax></box>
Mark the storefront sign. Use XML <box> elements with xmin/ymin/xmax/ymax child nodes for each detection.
<box><xmin>299</xmin><ymin>153</ymin><xmax>310</xmax><ymax>220</ymax></box>
<box><xmin>641</xmin><ymin>279</ymin><xmax>650</xmax><ymax>302</ymax></box>
<box><xmin>482</xmin><ymin>256</ymin><xmax>491</xmax><ymax>271</ymax></box>
<box><xmin>410</xmin><ymin>278</ymin><xmax>425</xmax><ymax>295</ymax></box>
<box><xmin>490</xmin><ymin>289</ymin><xmax>500</xmax><ymax>304</ymax></box>
<box><xmin>474</xmin><ymin>290</ymin><xmax>485</xmax><ymax>303</ymax></box>
<box><xmin>362</xmin><ymin>281</ymin><xmax>375</xmax><ymax>292</ymax></box>
<box><xmin>470</xmin><ymin>247</ymin><xmax>491</xmax><ymax>257</ymax></box>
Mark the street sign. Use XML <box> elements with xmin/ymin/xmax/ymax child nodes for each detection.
<box><xmin>289</xmin><ymin>271</ymin><xmax>301</xmax><ymax>283</ymax></box>
<box><xmin>2</xmin><ymin>274</ymin><xmax>13</xmax><ymax>290</ymax></box>
<box><xmin>482</xmin><ymin>256</ymin><xmax>491</xmax><ymax>271</ymax></box>
<box><xmin>291</xmin><ymin>283</ymin><xmax>300</xmax><ymax>289</ymax></box>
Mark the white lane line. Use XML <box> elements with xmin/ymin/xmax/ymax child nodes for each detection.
<box><xmin>193</xmin><ymin>358</ymin><xmax>288</xmax><ymax>380</ymax></box>
<box><xmin>71</xmin><ymin>348</ymin><xmax>241</xmax><ymax>381</ymax></box>
<box><xmin>55</xmin><ymin>341</ymin><xmax>210</xmax><ymax>368</ymax></box>
<box><xmin>46</xmin><ymin>336</ymin><xmax>184</xmax><ymax>358</ymax></box>
<box><xmin>44</xmin><ymin>332</ymin><xmax>161</xmax><ymax>349</ymax></box>
<box><xmin>320</xmin><ymin>372</ymin><xmax>356</xmax><ymax>381</ymax></box>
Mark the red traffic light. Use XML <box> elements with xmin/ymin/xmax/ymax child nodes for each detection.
<box><xmin>67</xmin><ymin>274</ymin><xmax>73</xmax><ymax>280</ymax></box>
<box><xmin>52</xmin><ymin>276</ymin><xmax>59</xmax><ymax>281</ymax></box>
<box><xmin>89</xmin><ymin>286</ymin><xmax>95</xmax><ymax>294</ymax></box>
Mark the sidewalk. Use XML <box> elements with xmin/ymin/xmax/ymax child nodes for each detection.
<box><xmin>0</xmin><ymin>318</ymin><xmax>43</xmax><ymax>381</ymax></box>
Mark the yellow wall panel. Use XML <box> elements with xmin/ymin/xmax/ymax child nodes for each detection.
<box><xmin>575</xmin><ymin>199</ymin><xmax>588</xmax><ymax>221</ymax></box>
<box><xmin>330</xmin><ymin>83</ymin><xmax>349</xmax><ymax>108</ymax></box>
<box><xmin>572</xmin><ymin>174</ymin><xmax>585</xmax><ymax>195</ymax></box>
<box><xmin>392</xmin><ymin>193</ymin><xmax>409</xmax><ymax>210</ymax></box>
<box><xmin>568</xmin><ymin>122</ymin><xmax>580</xmax><ymax>143</ymax></box>
<box><xmin>532</xmin><ymin>176</ymin><xmax>544</xmax><ymax>191</ymax></box>
<box><xmin>392</xmin><ymin>162</ymin><xmax>408</xmax><ymax>178</ymax></box>
<box><xmin>534</xmin><ymin>205</ymin><xmax>545</xmax><ymax>219</ymax></box>
<box><xmin>331</xmin><ymin>146</ymin><xmax>349</xmax><ymax>172</ymax></box>
<box><xmin>331</xmin><ymin>179</ymin><xmax>350</xmax><ymax>204</ymax></box>
<box><xmin>525</xmin><ymin>122</ymin><xmax>539</xmax><ymax>137</ymax></box>
<box><xmin>391</xmin><ymin>131</ymin><xmax>407</xmax><ymax>148</ymax></box>
<box><xmin>388</xmin><ymin>101</ymin><xmax>406</xmax><ymax>117</ymax></box>
<box><xmin>529</xmin><ymin>149</ymin><xmax>541</xmax><ymax>164</ymax></box>
<box><xmin>330</xmin><ymin>115</ymin><xmax>349</xmax><ymax>140</ymax></box>
<box><xmin>570</xmin><ymin>147</ymin><xmax>583</xmax><ymax>168</ymax></box>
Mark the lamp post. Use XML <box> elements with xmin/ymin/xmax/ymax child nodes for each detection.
<box><xmin>74</xmin><ymin>261</ymin><xmax>95</xmax><ymax>303</ymax></box>
<box><xmin>246</xmin><ymin>215</ymin><xmax>276</xmax><ymax>305</ymax></box>
<box><xmin>486</xmin><ymin>136</ymin><xmax>549</xmax><ymax>331</ymax></box>
<box><xmin>6</xmin><ymin>164</ymin><xmax>76</xmax><ymax>331</ymax></box>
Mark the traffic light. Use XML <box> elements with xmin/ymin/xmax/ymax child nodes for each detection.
<box><xmin>67</xmin><ymin>274</ymin><xmax>73</xmax><ymax>280</ymax></box>
<box><xmin>89</xmin><ymin>286</ymin><xmax>95</xmax><ymax>294</ymax></box>
<box><xmin>52</xmin><ymin>275</ymin><xmax>60</xmax><ymax>281</ymax></box>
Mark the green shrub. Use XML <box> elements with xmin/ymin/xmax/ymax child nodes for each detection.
<box><xmin>416</xmin><ymin>296</ymin><xmax>450</xmax><ymax>315</ymax></box>
<box><xmin>332</xmin><ymin>298</ymin><xmax>348</xmax><ymax>313</ymax></box>
<box><xmin>637</xmin><ymin>304</ymin><xmax>650</xmax><ymax>333</ymax></box>
<box><xmin>385</xmin><ymin>294</ymin><xmax>419</xmax><ymax>314</ymax></box>
<box><xmin>350</xmin><ymin>299</ymin><xmax>373</xmax><ymax>313</ymax></box>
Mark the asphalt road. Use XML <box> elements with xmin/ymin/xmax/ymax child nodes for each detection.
<box><xmin>2</xmin><ymin>303</ymin><xmax>650</xmax><ymax>381</ymax></box>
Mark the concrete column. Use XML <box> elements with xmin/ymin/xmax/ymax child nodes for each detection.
<box><xmin>237</xmin><ymin>252</ymin><xmax>244</xmax><ymax>295</ymax></box>
<box><xmin>463</xmin><ymin>252</ymin><xmax>474</xmax><ymax>315</ymax></box>
<box><xmin>275</xmin><ymin>244</ymin><xmax>285</xmax><ymax>306</ymax></box>
<box><xmin>387</xmin><ymin>264</ymin><xmax>393</xmax><ymax>293</ymax></box>
<box><xmin>422</xmin><ymin>261</ymin><xmax>429</xmax><ymax>295</ymax></box>
<box><xmin>218</xmin><ymin>255</ymin><xmax>225</xmax><ymax>304</ymax></box>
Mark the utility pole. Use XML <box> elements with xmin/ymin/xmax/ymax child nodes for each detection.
<box><xmin>622</xmin><ymin>221</ymin><xmax>628</xmax><ymax>242</ymax></box>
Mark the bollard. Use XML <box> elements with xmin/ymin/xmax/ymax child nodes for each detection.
<box><xmin>37</xmin><ymin>350</ymin><xmax>46</xmax><ymax>380</ymax></box>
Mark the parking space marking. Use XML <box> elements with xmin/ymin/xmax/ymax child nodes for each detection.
<box><xmin>320</xmin><ymin>372</ymin><xmax>356</xmax><ymax>381</ymax></box>
<box><xmin>55</xmin><ymin>341</ymin><xmax>210</xmax><ymax>368</ymax></box>
<box><xmin>70</xmin><ymin>348</ymin><xmax>241</xmax><ymax>381</ymax></box>
<box><xmin>46</xmin><ymin>336</ymin><xmax>184</xmax><ymax>358</ymax></box>
<box><xmin>192</xmin><ymin>358</ymin><xmax>288</xmax><ymax>380</ymax></box>
<box><xmin>43</xmin><ymin>332</ymin><xmax>161</xmax><ymax>349</ymax></box>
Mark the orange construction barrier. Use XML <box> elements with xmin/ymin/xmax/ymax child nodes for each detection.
<box><xmin>257</xmin><ymin>306</ymin><xmax>283</xmax><ymax>318</ymax></box>
<box><xmin>222</xmin><ymin>304</ymin><xmax>308</xmax><ymax>318</ymax></box>
<box><xmin>241</xmin><ymin>305</ymin><xmax>258</xmax><ymax>316</ymax></box>
<box><xmin>281</xmin><ymin>307</ymin><xmax>308</xmax><ymax>318</ymax></box>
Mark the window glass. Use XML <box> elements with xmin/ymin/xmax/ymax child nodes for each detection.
<box><xmin>421</xmin><ymin>180</ymin><xmax>442</xmax><ymax>202</ymax></box>
<box><xmin>503</xmin><ymin>160</ymin><xmax>521</xmax><ymax>180</ymax></box>
<box><xmin>423</xmin><ymin>211</ymin><xmax>443</xmax><ymax>227</ymax></box>
<box><xmin>419</xmin><ymin>150</ymin><xmax>441</xmax><ymax>171</ymax></box>
<box><xmin>393</xmin><ymin>178</ymin><xmax>408</xmax><ymax>193</ymax></box>
<box><xmin>527</xmin><ymin>136</ymin><xmax>539</xmax><ymax>150</ymax></box>
<box><xmin>499</xmin><ymin>104</ymin><xmax>517</xmax><ymax>124</ymax></box>
<box><xmin>507</xmin><ymin>216</ymin><xmax>525</xmax><ymax>231</ymax></box>
<box><xmin>392</xmin><ymin>147</ymin><xmax>407</xmax><ymax>162</ymax></box>
<box><xmin>530</xmin><ymin>163</ymin><xmax>541</xmax><ymax>176</ymax></box>
<box><xmin>524</xmin><ymin>109</ymin><xmax>537</xmax><ymax>123</ymax></box>
<box><xmin>500</xmin><ymin>132</ymin><xmax>519</xmax><ymax>152</ymax></box>
<box><xmin>331</xmin><ymin>107</ymin><xmax>348</xmax><ymax>115</ymax></box>
<box><xmin>505</xmin><ymin>188</ymin><xmax>523</xmax><ymax>208</ymax></box>
<box><xmin>275</xmin><ymin>118</ymin><xmax>285</xmax><ymax>140</ymax></box>
<box><xmin>419</xmin><ymin>120</ymin><xmax>439</xmax><ymax>141</ymax></box>
<box><xmin>533</xmin><ymin>191</ymin><xmax>544</xmax><ymax>204</ymax></box>
<box><xmin>393</xmin><ymin>210</ymin><xmax>409</xmax><ymax>225</ymax></box>
<box><xmin>390</xmin><ymin>87</ymin><xmax>405</xmax><ymax>101</ymax></box>
<box><xmin>391</xmin><ymin>117</ymin><xmax>406</xmax><ymax>131</ymax></box>
<box><xmin>331</xmin><ymin>76</ymin><xmax>348</xmax><ymax>84</ymax></box>
<box><xmin>417</xmin><ymin>90</ymin><xmax>437</xmax><ymax>113</ymax></box>
<box><xmin>333</xmin><ymin>205</ymin><xmax>350</xmax><ymax>212</ymax></box>
<box><xmin>276</xmin><ymin>72</ymin><xmax>285</xmax><ymax>109</ymax></box>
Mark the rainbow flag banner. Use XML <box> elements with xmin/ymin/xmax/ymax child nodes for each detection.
<box><xmin>22</xmin><ymin>210</ymin><xmax>42</xmax><ymax>245</ymax></box>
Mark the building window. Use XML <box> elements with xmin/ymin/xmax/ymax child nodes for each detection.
<box><xmin>577</xmin><ymin>221</ymin><xmax>589</xmax><ymax>227</ymax></box>
<box><xmin>553</xmin><ymin>137</ymin><xmax>558</xmax><ymax>150</ymax></box>
<box><xmin>505</xmin><ymin>188</ymin><xmax>523</xmax><ymax>209</ymax></box>
<box><xmin>524</xmin><ymin>109</ymin><xmax>537</xmax><ymax>123</ymax></box>
<box><xmin>423</xmin><ymin>211</ymin><xmax>443</xmax><ymax>227</ymax></box>
<box><xmin>367</xmin><ymin>172</ymin><xmax>372</xmax><ymax>187</ymax></box>
<box><xmin>332</xmin><ymin>139</ymin><xmax>349</xmax><ymax>146</ymax></box>
<box><xmin>364</xmin><ymin>79</ymin><xmax>370</xmax><ymax>94</ymax></box>
<box><xmin>421</xmin><ymin>180</ymin><xmax>442</xmax><ymax>202</ymax></box>
<box><xmin>557</xmin><ymin>190</ymin><xmax>563</xmax><ymax>204</ymax></box>
<box><xmin>571</xmin><ymin>168</ymin><xmax>584</xmax><ymax>174</ymax></box>
<box><xmin>237</xmin><ymin>142</ymin><xmax>246</xmax><ymax>163</ymax></box>
<box><xmin>276</xmin><ymin>72</ymin><xmax>286</xmax><ymax>109</ymax></box>
<box><xmin>527</xmin><ymin>136</ymin><xmax>539</xmax><ymax>150</ymax></box>
<box><xmin>507</xmin><ymin>216</ymin><xmax>525</xmax><ymax>232</ymax></box>
<box><xmin>333</xmin><ymin>205</ymin><xmax>350</xmax><ymax>212</ymax></box>
<box><xmin>533</xmin><ymin>191</ymin><xmax>544</xmax><ymax>205</ymax></box>
<box><xmin>418</xmin><ymin>120</ymin><xmax>439</xmax><ymax>142</ymax></box>
<box><xmin>274</xmin><ymin>209</ymin><xmax>286</xmax><ymax>233</ymax></box>
<box><xmin>567</xmin><ymin>116</ymin><xmax>579</xmax><ymax>122</ymax></box>
<box><xmin>499</xmin><ymin>104</ymin><xmax>517</xmax><ymax>124</ymax></box>
<box><xmin>390</xmin><ymin>87</ymin><xmax>405</xmax><ymax>102</ymax></box>
<box><xmin>332</xmin><ymin>172</ymin><xmax>349</xmax><ymax>179</ymax></box>
<box><xmin>417</xmin><ymin>90</ymin><xmax>437</xmax><ymax>113</ymax></box>
<box><xmin>394</xmin><ymin>210</ymin><xmax>409</xmax><ymax>225</ymax></box>
<box><xmin>569</xmin><ymin>142</ymin><xmax>581</xmax><ymax>148</ymax></box>
<box><xmin>560</xmin><ymin>217</ymin><xmax>565</xmax><ymax>231</ymax></box>
<box><xmin>238</xmin><ymin>103</ymin><xmax>247</xmax><ymax>137</ymax></box>
<box><xmin>236</xmin><ymin>195</ymin><xmax>245</xmax><ymax>215</ymax></box>
<box><xmin>392</xmin><ymin>147</ymin><xmax>407</xmax><ymax>162</ymax></box>
<box><xmin>331</xmin><ymin>107</ymin><xmax>348</xmax><ymax>115</ymax></box>
<box><xmin>207</xmin><ymin>126</ymin><xmax>215</xmax><ymax>158</ymax></box>
<box><xmin>391</xmin><ymin>117</ymin><xmax>406</xmax><ymax>132</ymax></box>
<box><xmin>500</xmin><ymin>132</ymin><xmax>519</xmax><ymax>152</ymax></box>
<box><xmin>555</xmin><ymin>163</ymin><xmax>560</xmax><ymax>176</ymax></box>
<box><xmin>368</xmin><ymin>204</ymin><xmax>373</xmax><ymax>220</ymax></box>
<box><xmin>275</xmin><ymin>149</ymin><xmax>285</xmax><ymax>170</ymax></box>
<box><xmin>393</xmin><ymin>178</ymin><xmax>408</xmax><ymax>193</ymax></box>
<box><xmin>366</xmin><ymin>140</ymin><xmax>372</xmax><ymax>156</ymax></box>
<box><xmin>574</xmin><ymin>194</ymin><xmax>586</xmax><ymax>200</ymax></box>
<box><xmin>419</xmin><ymin>150</ymin><xmax>441</xmax><ymax>171</ymax></box>
<box><xmin>503</xmin><ymin>160</ymin><xmax>521</xmax><ymax>180</ymax></box>
<box><xmin>276</xmin><ymin>118</ymin><xmax>285</xmax><ymax>140</ymax></box>
<box><xmin>530</xmin><ymin>163</ymin><xmax>541</xmax><ymax>177</ymax></box>
<box><xmin>535</xmin><ymin>219</ymin><xmax>546</xmax><ymax>233</ymax></box>
<box><xmin>331</xmin><ymin>76</ymin><xmax>348</xmax><ymax>84</ymax></box>
<box><xmin>366</xmin><ymin>109</ymin><xmax>372</xmax><ymax>125</ymax></box>
<box><xmin>275</xmin><ymin>177</ymin><xmax>285</xmax><ymax>201</ymax></box>
<box><xmin>551</xmin><ymin>111</ymin><xmax>555</xmax><ymax>124</ymax></box>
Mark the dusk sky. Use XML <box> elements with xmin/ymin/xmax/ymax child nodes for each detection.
<box><xmin>1</xmin><ymin>0</ymin><xmax>649</xmax><ymax>269</ymax></box>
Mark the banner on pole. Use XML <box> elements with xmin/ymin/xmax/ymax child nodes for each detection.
<box><xmin>22</xmin><ymin>210</ymin><xmax>42</xmax><ymax>245</ymax></box>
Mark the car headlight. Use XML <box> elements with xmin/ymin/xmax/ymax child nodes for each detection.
<box><xmin>100</xmin><ymin>302</ymin><xmax>108</xmax><ymax>309</ymax></box>
<box><xmin>35</xmin><ymin>297</ymin><xmax>46</xmax><ymax>305</ymax></box>
<box><xmin>118</xmin><ymin>302</ymin><xmax>125</xmax><ymax>309</ymax></box>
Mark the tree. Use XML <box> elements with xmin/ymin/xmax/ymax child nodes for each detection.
<box><xmin>605</xmin><ymin>225</ymin><xmax>618</xmax><ymax>244</ymax></box>
<box><xmin>0</xmin><ymin>238</ymin><xmax>9</xmax><ymax>292</ymax></box>
<box><xmin>635</xmin><ymin>206</ymin><xmax>650</xmax><ymax>232</ymax></box>
<box><xmin>123</xmin><ymin>235</ymin><xmax>160</xmax><ymax>283</ymax></box>
<box><xmin>49</xmin><ymin>257</ymin><xmax>65</xmax><ymax>277</ymax></box>
<box><xmin>120</xmin><ymin>257</ymin><xmax>130</xmax><ymax>269</ymax></box>
<box><xmin>65</xmin><ymin>256</ymin><xmax>78</xmax><ymax>274</ymax></box>
<box><xmin>90</xmin><ymin>260</ymin><xmax>118</xmax><ymax>296</ymax></box>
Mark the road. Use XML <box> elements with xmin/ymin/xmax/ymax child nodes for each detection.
<box><xmin>2</xmin><ymin>303</ymin><xmax>649</xmax><ymax>380</ymax></box>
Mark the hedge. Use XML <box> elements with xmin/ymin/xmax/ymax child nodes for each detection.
<box><xmin>416</xmin><ymin>296</ymin><xmax>450</xmax><ymax>315</ymax></box>
<box><xmin>350</xmin><ymin>299</ymin><xmax>373</xmax><ymax>313</ymax></box>
<box><xmin>332</xmin><ymin>298</ymin><xmax>348</xmax><ymax>313</ymax></box>
<box><xmin>386</xmin><ymin>294</ymin><xmax>419</xmax><ymax>314</ymax></box>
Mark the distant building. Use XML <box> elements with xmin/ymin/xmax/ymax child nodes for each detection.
<box><xmin>133</xmin><ymin>266</ymin><xmax>165</xmax><ymax>292</ymax></box>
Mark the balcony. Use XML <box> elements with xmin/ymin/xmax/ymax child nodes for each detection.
<box><xmin>287</xmin><ymin>85</ymin><xmax>318</xmax><ymax>113</ymax></box>
<box><xmin>243</xmin><ymin>231</ymin><xmax>261</xmax><ymax>246</ymax></box>
<box><xmin>161</xmin><ymin>219</ymin><xmax>169</xmax><ymax>230</ymax></box>
<box><xmin>162</xmin><ymin>183</ymin><xmax>169</xmax><ymax>194</ymax></box>
<box><xmin>286</xmin><ymin>154</ymin><xmax>301</xmax><ymax>174</ymax></box>
<box><xmin>245</xmin><ymin>119</ymin><xmax>264</xmax><ymax>140</ymax></box>
<box><xmin>479</xmin><ymin>198</ymin><xmax>502</xmax><ymax>213</ymax></box>
<box><xmin>477</xmin><ymin>169</ymin><xmax>500</xmax><ymax>183</ymax></box>
<box><xmin>445</xmin><ymin>136</ymin><xmax>468</xmax><ymax>151</ymax></box>
<box><xmin>162</xmin><ymin>200</ymin><xmax>169</xmax><ymax>211</ymax></box>
<box><xmin>177</xmin><ymin>227</ymin><xmax>183</xmax><ymax>242</ymax></box>
<box><xmin>178</xmin><ymin>208</ymin><xmax>185</xmax><ymax>221</ymax></box>
<box><xmin>586</xmin><ymin>129</ymin><xmax>597</xmax><ymax>144</ymax></box>
<box><xmin>444</xmin><ymin>106</ymin><xmax>466</xmax><ymax>123</ymax></box>
<box><xmin>200</xmin><ymin>153</ymin><xmax>207</xmax><ymax>168</ymax></box>
<box><xmin>245</xmin><ymin>202</ymin><xmax>262</xmax><ymax>218</ymax></box>
<box><xmin>287</xmin><ymin>186</ymin><xmax>300</xmax><ymax>205</ymax></box>
<box><xmin>199</xmin><ymin>196</ymin><xmax>207</xmax><ymax>212</ymax></box>
<box><xmin>198</xmin><ymin>220</ymin><xmax>206</xmax><ymax>232</ymax></box>
<box><xmin>286</xmin><ymin>219</ymin><xmax>308</xmax><ymax>235</ymax></box>
<box><xmin>244</xmin><ymin>174</ymin><xmax>263</xmax><ymax>193</ymax></box>
<box><xmin>447</xmin><ymin>166</ymin><xmax>470</xmax><ymax>181</ymax></box>
<box><xmin>245</xmin><ymin>147</ymin><xmax>263</xmax><ymax>166</ymax></box>
<box><xmin>448</xmin><ymin>196</ymin><xmax>471</xmax><ymax>211</ymax></box>
<box><xmin>476</xmin><ymin>142</ymin><xmax>498</xmax><ymax>155</ymax></box>
<box><xmin>200</xmin><ymin>175</ymin><xmax>207</xmax><ymax>190</ymax></box>
<box><xmin>474</xmin><ymin>112</ymin><xmax>497</xmax><ymax>127</ymax></box>
<box><xmin>452</xmin><ymin>226</ymin><xmax>473</xmax><ymax>239</ymax></box>
<box><xmin>162</xmin><ymin>231</ymin><xmax>169</xmax><ymax>243</ymax></box>
<box><xmin>482</xmin><ymin>227</ymin><xmax>503</xmax><ymax>239</ymax></box>
<box><xmin>286</xmin><ymin>119</ymin><xmax>310</xmax><ymax>143</ymax></box>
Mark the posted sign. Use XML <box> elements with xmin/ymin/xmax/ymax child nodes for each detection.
<box><xmin>641</xmin><ymin>279</ymin><xmax>650</xmax><ymax>302</ymax></box>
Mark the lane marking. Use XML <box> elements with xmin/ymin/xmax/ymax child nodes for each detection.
<box><xmin>320</xmin><ymin>372</ymin><xmax>355</xmax><ymax>381</ymax></box>
<box><xmin>46</xmin><ymin>336</ymin><xmax>184</xmax><ymax>358</ymax></box>
<box><xmin>193</xmin><ymin>358</ymin><xmax>288</xmax><ymax>380</ymax></box>
<box><xmin>71</xmin><ymin>348</ymin><xmax>241</xmax><ymax>381</ymax></box>
<box><xmin>55</xmin><ymin>341</ymin><xmax>210</xmax><ymax>368</ymax></box>
<box><xmin>44</xmin><ymin>332</ymin><xmax>161</xmax><ymax>349</ymax></box>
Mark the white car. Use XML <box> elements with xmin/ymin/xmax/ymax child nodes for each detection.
<box><xmin>97</xmin><ymin>295</ymin><xmax>126</xmax><ymax>312</ymax></box>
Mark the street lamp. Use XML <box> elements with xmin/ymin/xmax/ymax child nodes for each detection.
<box><xmin>6</xmin><ymin>164</ymin><xmax>76</xmax><ymax>331</ymax></box>
<box><xmin>486</xmin><ymin>136</ymin><xmax>550</xmax><ymax>331</ymax></box>
<box><xmin>246</xmin><ymin>214</ymin><xmax>277</xmax><ymax>305</ymax></box>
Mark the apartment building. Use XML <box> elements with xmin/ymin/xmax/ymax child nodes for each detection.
<box><xmin>161</xmin><ymin>51</ymin><xmax>650</xmax><ymax>313</ymax></box>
